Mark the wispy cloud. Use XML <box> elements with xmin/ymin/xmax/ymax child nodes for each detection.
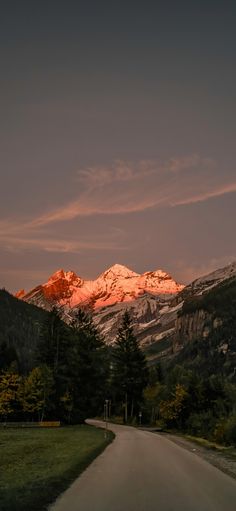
<box><xmin>0</xmin><ymin>154</ymin><xmax>235</xmax><ymax>254</ymax></box>
<box><xmin>0</xmin><ymin>219</ymin><xmax>126</xmax><ymax>254</ymax></box>
<box><xmin>172</xmin><ymin>182</ymin><xmax>236</xmax><ymax>206</ymax></box>
<box><xmin>30</xmin><ymin>160</ymin><xmax>158</xmax><ymax>227</ymax></box>
<box><xmin>167</xmin><ymin>154</ymin><xmax>214</xmax><ymax>174</ymax></box>
<box><xmin>29</xmin><ymin>155</ymin><xmax>236</xmax><ymax>227</ymax></box>
<box><xmin>1</xmin><ymin>236</ymin><xmax>125</xmax><ymax>253</ymax></box>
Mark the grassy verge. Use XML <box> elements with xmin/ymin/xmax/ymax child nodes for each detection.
<box><xmin>182</xmin><ymin>434</ymin><xmax>236</xmax><ymax>457</ymax></box>
<box><xmin>0</xmin><ymin>424</ymin><xmax>114</xmax><ymax>511</ymax></box>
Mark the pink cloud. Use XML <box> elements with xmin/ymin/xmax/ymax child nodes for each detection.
<box><xmin>29</xmin><ymin>156</ymin><xmax>235</xmax><ymax>227</ymax></box>
<box><xmin>0</xmin><ymin>155</ymin><xmax>235</xmax><ymax>254</ymax></box>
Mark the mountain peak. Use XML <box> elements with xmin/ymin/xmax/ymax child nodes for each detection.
<box><xmin>46</xmin><ymin>269</ymin><xmax>80</xmax><ymax>284</ymax></box>
<box><xmin>47</xmin><ymin>269</ymin><xmax>65</xmax><ymax>282</ymax></box>
<box><xmin>101</xmin><ymin>264</ymin><xmax>139</xmax><ymax>279</ymax></box>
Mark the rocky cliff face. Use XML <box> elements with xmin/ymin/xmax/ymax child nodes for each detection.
<box><xmin>92</xmin><ymin>293</ymin><xmax>179</xmax><ymax>346</ymax></box>
<box><xmin>143</xmin><ymin>262</ymin><xmax>236</xmax><ymax>361</ymax></box>
<box><xmin>171</xmin><ymin>276</ymin><xmax>236</xmax><ymax>380</ymax></box>
<box><xmin>172</xmin><ymin>267</ymin><xmax>236</xmax><ymax>354</ymax></box>
<box><xmin>174</xmin><ymin>309</ymin><xmax>223</xmax><ymax>351</ymax></box>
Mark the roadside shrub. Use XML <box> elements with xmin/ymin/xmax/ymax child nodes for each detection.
<box><xmin>224</xmin><ymin>415</ymin><xmax>236</xmax><ymax>446</ymax></box>
<box><xmin>214</xmin><ymin>415</ymin><xmax>236</xmax><ymax>446</ymax></box>
<box><xmin>214</xmin><ymin>420</ymin><xmax>227</xmax><ymax>444</ymax></box>
<box><xmin>186</xmin><ymin>410</ymin><xmax>216</xmax><ymax>438</ymax></box>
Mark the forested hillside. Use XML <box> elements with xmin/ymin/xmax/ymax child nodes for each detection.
<box><xmin>0</xmin><ymin>289</ymin><xmax>50</xmax><ymax>372</ymax></box>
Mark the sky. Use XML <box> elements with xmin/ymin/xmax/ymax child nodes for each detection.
<box><xmin>1</xmin><ymin>1</ymin><xmax>236</xmax><ymax>292</ymax></box>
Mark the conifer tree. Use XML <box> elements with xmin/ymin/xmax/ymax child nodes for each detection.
<box><xmin>112</xmin><ymin>310</ymin><xmax>148</xmax><ymax>422</ymax></box>
<box><xmin>37</xmin><ymin>308</ymin><xmax>69</xmax><ymax>372</ymax></box>
<box><xmin>69</xmin><ymin>309</ymin><xmax>109</xmax><ymax>422</ymax></box>
<box><xmin>37</xmin><ymin>308</ymin><xmax>71</xmax><ymax>420</ymax></box>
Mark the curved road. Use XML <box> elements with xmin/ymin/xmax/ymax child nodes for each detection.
<box><xmin>50</xmin><ymin>420</ymin><xmax>236</xmax><ymax>511</ymax></box>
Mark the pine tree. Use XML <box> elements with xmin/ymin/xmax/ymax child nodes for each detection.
<box><xmin>112</xmin><ymin>310</ymin><xmax>148</xmax><ymax>422</ymax></box>
<box><xmin>37</xmin><ymin>308</ymin><xmax>72</xmax><ymax>420</ymax></box>
<box><xmin>37</xmin><ymin>308</ymin><xmax>69</xmax><ymax>372</ymax></box>
<box><xmin>69</xmin><ymin>309</ymin><xmax>109</xmax><ymax>422</ymax></box>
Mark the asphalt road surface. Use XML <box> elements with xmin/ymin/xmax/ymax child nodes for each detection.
<box><xmin>49</xmin><ymin>420</ymin><xmax>236</xmax><ymax>511</ymax></box>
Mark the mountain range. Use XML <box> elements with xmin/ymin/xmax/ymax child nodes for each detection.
<box><xmin>0</xmin><ymin>258</ymin><xmax>235</xmax><ymax>393</ymax></box>
<box><xmin>15</xmin><ymin>261</ymin><xmax>236</xmax><ymax>365</ymax></box>
<box><xmin>16</xmin><ymin>263</ymin><xmax>184</xmax><ymax>309</ymax></box>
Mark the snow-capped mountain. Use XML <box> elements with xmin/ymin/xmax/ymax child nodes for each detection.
<box><xmin>15</xmin><ymin>261</ymin><xmax>236</xmax><ymax>361</ymax></box>
<box><xmin>91</xmin><ymin>261</ymin><xmax>236</xmax><ymax>354</ymax></box>
<box><xmin>17</xmin><ymin>263</ymin><xmax>184</xmax><ymax>310</ymax></box>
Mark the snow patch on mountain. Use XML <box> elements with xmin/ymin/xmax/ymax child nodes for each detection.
<box><xmin>183</xmin><ymin>261</ymin><xmax>236</xmax><ymax>297</ymax></box>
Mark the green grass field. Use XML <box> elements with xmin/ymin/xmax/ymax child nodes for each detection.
<box><xmin>0</xmin><ymin>424</ymin><xmax>114</xmax><ymax>511</ymax></box>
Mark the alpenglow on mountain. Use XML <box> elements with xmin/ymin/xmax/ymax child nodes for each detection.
<box><xmin>13</xmin><ymin>261</ymin><xmax>236</xmax><ymax>362</ymax></box>
<box><xmin>16</xmin><ymin>263</ymin><xmax>184</xmax><ymax>310</ymax></box>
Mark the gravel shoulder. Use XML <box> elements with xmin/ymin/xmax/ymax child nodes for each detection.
<box><xmin>159</xmin><ymin>432</ymin><xmax>236</xmax><ymax>480</ymax></box>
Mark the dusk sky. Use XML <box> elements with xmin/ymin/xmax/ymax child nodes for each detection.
<box><xmin>1</xmin><ymin>1</ymin><xmax>236</xmax><ymax>292</ymax></box>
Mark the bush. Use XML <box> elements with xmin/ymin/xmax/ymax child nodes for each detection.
<box><xmin>224</xmin><ymin>415</ymin><xmax>236</xmax><ymax>446</ymax></box>
<box><xmin>186</xmin><ymin>410</ymin><xmax>216</xmax><ymax>438</ymax></box>
<box><xmin>214</xmin><ymin>420</ymin><xmax>227</xmax><ymax>444</ymax></box>
<box><xmin>214</xmin><ymin>415</ymin><xmax>236</xmax><ymax>446</ymax></box>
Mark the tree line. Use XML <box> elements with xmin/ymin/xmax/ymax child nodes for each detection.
<box><xmin>1</xmin><ymin>302</ymin><xmax>236</xmax><ymax>447</ymax></box>
<box><xmin>0</xmin><ymin>309</ymin><xmax>148</xmax><ymax>425</ymax></box>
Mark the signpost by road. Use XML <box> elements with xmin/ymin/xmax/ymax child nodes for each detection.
<box><xmin>104</xmin><ymin>399</ymin><xmax>109</xmax><ymax>438</ymax></box>
<box><xmin>139</xmin><ymin>411</ymin><xmax>142</xmax><ymax>426</ymax></box>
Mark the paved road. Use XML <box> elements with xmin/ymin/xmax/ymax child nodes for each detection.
<box><xmin>50</xmin><ymin>420</ymin><xmax>236</xmax><ymax>511</ymax></box>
